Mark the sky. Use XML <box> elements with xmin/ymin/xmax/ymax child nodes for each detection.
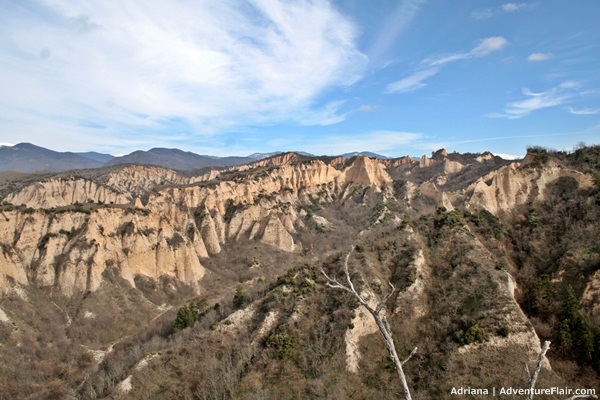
<box><xmin>0</xmin><ymin>0</ymin><xmax>599</xmax><ymax>158</ymax></box>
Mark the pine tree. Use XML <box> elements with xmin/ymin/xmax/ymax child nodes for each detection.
<box><xmin>233</xmin><ymin>285</ymin><xmax>248</xmax><ymax>309</ymax></box>
<box><xmin>560</xmin><ymin>286</ymin><xmax>593</xmax><ymax>363</ymax></box>
<box><xmin>174</xmin><ymin>303</ymin><xmax>197</xmax><ymax>332</ymax></box>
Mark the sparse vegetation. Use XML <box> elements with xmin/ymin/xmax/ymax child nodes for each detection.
<box><xmin>0</xmin><ymin>144</ymin><xmax>599</xmax><ymax>398</ymax></box>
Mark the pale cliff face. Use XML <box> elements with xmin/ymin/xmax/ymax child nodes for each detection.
<box><xmin>468</xmin><ymin>161</ymin><xmax>593</xmax><ymax>214</ymax></box>
<box><xmin>1</xmin><ymin>151</ymin><xmax>595</xmax><ymax>297</ymax></box>
<box><xmin>0</xmin><ymin>157</ymin><xmax>394</xmax><ymax>295</ymax></box>
<box><xmin>0</xmin><ymin>208</ymin><xmax>206</xmax><ymax>295</ymax></box>
<box><xmin>379</xmin><ymin>156</ymin><xmax>416</xmax><ymax>168</ymax></box>
<box><xmin>5</xmin><ymin>178</ymin><xmax>131</xmax><ymax>208</ymax></box>
<box><xmin>104</xmin><ymin>165</ymin><xmax>193</xmax><ymax>195</ymax></box>
<box><xmin>339</xmin><ymin>156</ymin><xmax>392</xmax><ymax>188</ymax></box>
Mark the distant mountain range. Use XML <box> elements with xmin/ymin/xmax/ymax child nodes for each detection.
<box><xmin>0</xmin><ymin>143</ymin><xmax>109</xmax><ymax>173</ymax></box>
<box><xmin>0</xmin><ymin>143</ymin><xmax>390</xmax><ymax>173</ymax></box>
<box><xmin>340</xmin><ymin>151</ymin><xmax>389</xmax><ymax>159</ymax></box>
<box><xmin>104</xmin><ymin>148</ymin><xmax>255</xmax><ymax>171</ymax></box>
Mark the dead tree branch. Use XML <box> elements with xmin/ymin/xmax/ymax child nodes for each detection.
<box><xmin>401</xmin><ymin>347</ymin><xmax>418</xmax><ymax>366</ymax></box>
<box><xmin>526</xmin><ymin>340</ymin><xmax>551</xmax><ymax>400</ymax></box>
<box><xmin>321</xmin><ymin>246</ymin><xmax>415</xmax><ymax>400</ymax></box>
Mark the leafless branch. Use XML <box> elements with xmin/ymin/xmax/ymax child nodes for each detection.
<box><xmin>401</xmin><ymin>347</ymin><xmax>418</xmax><ymax>366</ymax></box>
<box><xmin>321</xmin><ymin>246</ymin><xmax>414</xmax><ymax>400</ymax></box>
<box><xmin>526</xmin><ymin>340</ymin><xmax>551</xmax><ymax>400</ymax></box>
<box><xmin>566</xmin><ymin>395</ymin><xmax>598</xmax><ymax>400</ymax></box>
<box><xmin>376</xmin><ymin>281</ymin><xmax>396</xmax><ymax>314</ymax></box>
<box><xmin>320</xmin><ymin>268</ymin><xmax>353</xmax><ymax>293</ymax></box>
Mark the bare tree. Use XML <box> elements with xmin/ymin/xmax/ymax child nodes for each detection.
<box><xmin>321</xmin><ymin>246</ymin><xmax>416</xmax><ymax>400</ymax></box>
<box><xmin>526</xmin><ymin>340</ymin><xmax>597</xmax><ymax>400</ymax></box>
<box><xmin>525</xmin><ymin>340</ymin><xmax>551</xmax><ymax>400</ymax></box>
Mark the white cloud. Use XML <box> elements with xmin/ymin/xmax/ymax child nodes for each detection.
<box><xmin>385</xmin><ymin>68</ymin><xmax>439</xmax><ymax>93</ymax></box>
<box><xmin>359</xmin><ymin>105</ymin><xmax>376</xmax><ymax>112</ymax></box>
<box><xmin>295</xmin><ymin>100</ymin><xmax>349</xmax><ymax>126</ymax></box>
<box><xmin>387</xmin><ymin>37</ymin><xmax>508</xmax><ymax>94</ymax></box>
<box><xmin>521</xmin><ymin>88</ymin><xmax>545</xmax><ymax>97</ymax></box>
<box><xmin>472</xmin><ymin>37</ymin><xmax>510</xmax><ymax>56</ymax></box>
<box><xmin>473</xmin><ymin>2</ymin><xmax>533</xmax><ymax>19</ymax></box>
<box><xmin>566</xmin><ymin>107</ymin><xmax>600</xmax><ymax>115</ymax></box>
<box><xmin>491</xmin><ymin>83</ymin><xmax>578</xmax><ymax>119</ymax></box>
<box><xmin>528</xmin><ymin>52</ymin><xmax>553</xmax><ymax>61</ymax></box>
<box><xmin>559</xmin><ymin>81</ymin><xmax>581</xmax><ymax>90</ymax></box>
<box><xmin>502</xmin><ymin>3</ymin><xmax>527</xmax><ymax>12</ymax></box>
<box><xmin>427</xmin><ymin>37</ymin><xmax>509</xmax><ymax>66</ymax></box>
<box><xmin>0</xmin><ymin>0</ymin><xmax>367</xmax><ymax>150</ymax></box>
<box><xmin>505</xmin><ymin>92</ymin><xmax>569</xmax><ymax>118</ymax></box>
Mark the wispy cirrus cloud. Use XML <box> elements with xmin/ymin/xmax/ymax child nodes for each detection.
<box><xmin>502</xmin><ymin>3</ymin><xmax>528</xmax><ymax>12</ymax></box>
<box><xmin>426</xmin><ymin>37</ymin><xmax>509</xmax><ymax>66</ymax></box>
<box><xmin>472</xmin><ymin>2</ymin><xmax>535</xmax><ymax>19</ymax></box>
<box><xmin>386</xmin><ymin>37</ymin><xmax>508</xmax><ymax>94</ymax></box>
<box><xmin>359</xmin><ymin>105</ymin><xmax>376</xmax><ymax>112</ymax></box>
<box><xmin>528</xmin><ymin>52</ymin><xmax>553</xmax><ymax>61</ymax></box>
<box><xmin>566</xmin><ymin>107</ymin><xmax>600</xmax><ymax>115</ymax></box>
<box><xmin>489</xmin><ymin>82</ymin><xmax>580</xmax><ymax>119</ymax></box>
<box><xmin>0</xmin><ymin>0</ymin><xmax>367</xmax><ymax>152</ymax></box>
<box><xmin>385</xmin><ymin>68</ymin><xmax>439</xmax><ymax>93</ymax></box>
<box><xmin>368</xmin><ymin>0</ymin><xmax>426</xmax><ymax>63</ymax></box>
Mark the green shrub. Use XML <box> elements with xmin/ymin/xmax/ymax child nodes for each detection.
<box><xmin>267</xmin><ymin>329</ymin><xmax>298</xmax><ymax>359</ymax></box>
<box><xmin>559</xmin><ymin>286</ymin><xmax>593</xmax><ymax>362</ymax></box>
<box><xmin>174</xmin><ymin>303</ymin><xmax>197</xmax><ymax>332</ymax></box>
<box><xmin>233</xmin><ymin>285</ymin><xmax>248</xmax><ymax>309</ymax></box>
<box><xmin>459</xmin><ymin>324</ymin><xmax>486</xmax><ymax>345</ymax></box>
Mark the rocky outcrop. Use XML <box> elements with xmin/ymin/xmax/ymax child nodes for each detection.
<box><xmin>475</xmin><ymin>153</ymin><xmax>494</xmax><ymax>163</ymax></box>
<box><xmin>468</xmin><ymin>161</ymin><xmax>593</xmax><ymax>214</ymax></box>
<box><xmin>5</xmin><ymin>178</ymin><xmax>131</xmax><ymax>208</ymax></box>
<box><xmin>249</xmin><ymin>152</ymin><xmax>303</xmax><ymax>168</ymax></box>
<box><xmin>380</xmin><ymin>156</ymin><xmax>417</xmax><ymax>168</ymax></box>
<box><xmin>417</xmin><ymin>181</ymin><xmax>454</xmax><ymax>210</ymax></box>
<box><xmin>3</xmin><ymin>149</ymin><xmax>592</xmax><ymax>298</ymax></box>
<box><xmin>3</xmin><ymin>165</ymin><xmax>225</xmax><ymax>209</ymax></box>
<box><xmin>419</xmin><ymin>155</ymin><xmax>434</xmax><ymax>168</ymax></box>
<box><xmin>443</xmin><ymin>159</ymin><xmax>465</xmax><ymax>174</ymax></box>
<box><xmin>0</xmin><ymin>208</ymin><xmax>206</xmax><ymax>295</ymax></box>
<box><xmin>0</xmin><ymin>156</ymin><xmax>395</xmax><ymax>295</ymax></box>
<box><xmin>104</xmin><ymin>165</ymin><xmax>191</xmax><ymax>195</ymax></box>
<box><xmin>327</xmin><ymin>156</ymin><xmax>348</xmax><ymax>168</ymax></box>
<box><xmin>340</xmin><ymin>156</ymin><xmax>392</xmax><ymax>187</ymax></box>
<box><xmin>261</xmin><ymin>216</ymin><xmax>296</xmax><ymax>252</ymax></box>
<box><xmin>227</xmin><ymin>152</ymin><xmax>304</xmax><ymax>174</ymax></box>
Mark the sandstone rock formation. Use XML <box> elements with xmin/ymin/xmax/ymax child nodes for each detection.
<box><xmin>0</xmin><ymin>156</ymin><xmax>394</xmax><ymax>294</ymax></box>
<box><xmin>468</xmin><ymin>160</ymin><xmax>593</xmax><ymax>214</ymax></box>
<box><xmin>419</xmin><ymin>154</ymin><xmax>434</xmax><ymax>168</ymax></box>
<box><xmin>5</xmin><ymin>178</ymin><xmax>131</xmax><ymax>208</ymax></box>
<box><xmin>0</xmin><ymin>149</ymin><xmax>596</xmax><ymax>305</ymax></box>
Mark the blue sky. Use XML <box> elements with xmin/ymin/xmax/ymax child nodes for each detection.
<box><xmin>0</xmin><ymin>0</ymin><xmax>599</xmax><ymax>158</ymax></box>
